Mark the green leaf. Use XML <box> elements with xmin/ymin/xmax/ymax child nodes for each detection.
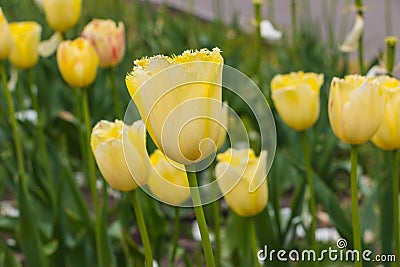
<box><xmin>43</xmin><ymin>240</ymin><xmax>59</xmax><ymax>256</ymax></box>
<box><xmin>0</xmin><ymin>242</ymin><xmax>21</xmax><ymax>267</ymax></box>
<box><xmin>16</xmin><ymin>178</ymin><xmax>47</xmax><ymax>267</ymax></box>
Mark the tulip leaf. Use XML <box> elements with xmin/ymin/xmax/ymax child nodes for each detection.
<box><xmin>283</xmin><ymin>151</ymin><xmax>353</xmax><ymax>242</ymax></box>
<box><xmin>0</xmin><ymin>242</ymin><xmax>21</xmax><ymax>267</ymax></box>
<box><xmin>15</xmin><ymin>177</ymin><xmax>47</xmax><ymax>267</ymax></box>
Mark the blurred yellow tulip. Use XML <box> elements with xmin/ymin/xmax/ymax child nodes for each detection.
<box><xmin>125</xmin><ymin>48</ymin><xmax>226</xmax><ymax>165</ymax></box>
<box><xmin>90</xmin><ymin>120</ymin><xmax>149</xmax><ymax>191</ymax></box>
<box><xmin>328</xmin><ymin>75</ymin><xmax>385</xmax><ymax>144</ymax></box>
<box><xmin>371</xmin><ymin>76</ymin><xmax>400</xmax><ymax>150</ymax></box>
<box><xmin>271</xmin><ymin>71</ymin><xmax>324</xmax><ymax>131</ymax></box>
<box><xmin>82</xmin><ymin>19</ymin><xmax>125</xmax><ymax>68</ymax></box>
<box><xmin>215</xmin><ymin>148</ymin><xmax>268</xmax><ymax>217</ymax></box>
<box><xmin>9</xmin><ymin>22</ymin><xmax>42</xmax><ymax>69</ymax></box>
<box><xmin>0</xmin><ymin>8</ymin><xmax>12</xmax><ymax>60</ymax></box>
<box><xmin>216</xmin><ymin>103</ymin><xmax>228</xmax><ymax>150</ymax></box>
<box><xmin>148</xmin><ymin>150</ymin><xmax>190</xmax><ymax>206</ymax></box>
<box><xmin>57</xmin><ymin>37</ymin><xmax>99</xmax><ymax>88</ymax></box>
<box><xmin>43</xmin><ymin>0</ymin><xmax>81</xmax><ymax>32</ymax></box>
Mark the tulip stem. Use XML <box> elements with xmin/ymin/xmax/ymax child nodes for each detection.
<box><xmin>73</xmin><ymin>89</ymin><xmax>88</xmax><ymax>173</ymax></box>
<box><xmin>355</xmin><ymin>0</ymin><xmax>364</xmax><ymax>74</ymax></box>
<box><xmin>81</xmin><ymin>88</ymin><xmax>98</xmax><ymax>205</ymax></box>
<box><xmin>249</xmin><ymin>217</ymin><xmax>261</xmax><ymax>267</ymax></box>
<box><xmin>291</xmin><ymin>0</ymin><xmax>297</xmax><ymax>47</ymax></box>
<box><xmin>26</xmin><ymin>69</ymin><xmax>55</xmax><ymax>206</ymax></box>
<box><xmin>350</xmin><ymin>144</ymin><xmax>362</xmax><ymax>267</ymax></box>
<box><xmin>300</xmin><ymin>131</ymin><xmax>317</xmax><ymax>255</ymax></box>
<box><xmin>187</xmin><ymin>171</ymin><xmax>215</xmax><ymax>267</ymax></box>
<box><xmin>82</xmin><ymin>88</ymin><xmax>111</xmax><ymax>266</ymax></box>
<box><xmin>392</xmin><ymin>149</ymin><xmax>399</xmax><ymax>266</ymax></box>
<box><xmin>209</xmin><ymin>165</ymin><xmax>221</xmax><ymax>267</ymax></box>
<box><xmin>385</xmin><ymin>36</ymin><xmax>398</xmax><ymax>76</ymax></box>
<box><xmin>0</xmin><ymin>62</ymin><xmax>26</xmax><ymax>183</ymax></box>
<box><xmin>170</xmin><ymin>207</ymin><xmax>180</xmax><ymax>265</ymax></box>
<box><xmin>1</xmin><ymin>61</ymin><xmax>46</xmax><ymax>266</ymax></box>
<box><xmin>131</xmin><ymin>190</ymin><xmax>153</xmax><ymax>266</ymax></box>
<box><xmin>108</xmin><ymin>67</ymin><xmax>122</xmax><ymax>119</ymax></box>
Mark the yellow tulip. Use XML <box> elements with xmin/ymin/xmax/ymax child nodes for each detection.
<box><xmin>0</xmin><ymin>8</ymin><xmax>12</xmax><ymax>60</ymax></box>
<box><xmin>215</xmin><ymin>148</ymin><xmax>268</xmax><ymax>217</ymax></box>
<box><xmin>271</xmin><ymin>71</ymin><xmax>324</xmax><ymax>131</ymax></box>
<box><xmin>9</xmin><ymin>22</ymin><xmax>42</xmax><ymax>69</ymax></box>
<box><xmin>371</xmin><ymin>76</ymin><xmax>400</xmax><ymax>150</ymax></box>
<box><xmin>90</xmin><ymin>120</ymin><xmax>148</xmax><ymax>191</ymax></box>
<box><xmin>328</xmin><ymin>75</ymin><xmax>384</xmax><ymax>144</ymax></box>
<box><xmin>125</xmin><ymin>48</ymin><xmax>226</xmax><ymax>165</ymax></box>
<box><xmin>147</xmin><ymin>150</ymin><xmax>190</xmax><ymax>206</ymax></box>
<box><xmin>57</xmin><ymin>37</ymin><xmax>99</xmax><ymax>88</ymax></box>
<box><xmin>216</xmin><ymin>103</ymin><xmax>228</xmax><ymax>150</ymax></box>
<box><xmin>43</xmin><ymin>0</ymin><xmax>81</xmax><ymax>32</ymax></box>
<box><xmin>82</xmin><ymin>19</ymin><xmax>125</xmax><ymax>68</ymax></box>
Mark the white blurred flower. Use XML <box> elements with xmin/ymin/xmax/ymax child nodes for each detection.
<box><xmin>191</xmin><ymin>221</ymin><xmax>214</xmax><ymax>242</ymax></box>
<box><xmin>366</xmin><ymin>65</ymin><xmax>387</xmax><ymax>77</ymax></box>
<box><xmin>38</xmin><ymin>32</ymin><xmax>63</xmax><ymax>58</ymax></box>
<box><xmin>340</xmin><ymin>15</ymin><xmax>364</xmax><ymax>53</ymax></box>
<box><xmin>34</xmin><ymin>0</ymin><xmax>44</xmax><ymax>11</ymax></box>
<box><xmin>315</xmin><ymin>227</ymin><xmax>340</xmax><ymax>243</ymax></box>
<box><xmin>15</xmin><ymin>109</ymin><xmax>38</xmax><ymax>124</ymax></box>
<box><xmin>1</xmin><ymin>202</ymin><xmax>19</xmax><ymax>218</ymax></box>
<box><xmin>260</xmin><ymin>20</ymin><xmax>282</xmax><ymax>41</ymax></box>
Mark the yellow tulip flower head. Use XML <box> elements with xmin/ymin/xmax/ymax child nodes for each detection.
<box><xmin>82</xmin><ymin>19</ymin><xmax>125</xmax><ymax>68</ymax></box>
<box><xmin>0</xmin><ymin>8</ymin><xmax>12</xmax><ymax>60</ymax></box>
<box><xmin>216</xmin><ymin>103</ymin><xmax>228</xmax><ymax>150</ymax></box>
<box><xmin>215</xmin><ymin>148</ymin><xmax>268</xmax><ymax>217</ymax></box>
<box><xmin>90</xmin><ymin>120</ymin><xmax>149</xmax><ymax>191</ymax></box>
<box><xmin>271</xmin><ymin>71</ymin><xmax>324</xmax><ymax>131</ymax></box>
<box><xmin>328</xmin><ymin>75</ymin><xmax>385</xmax><ymax>144</ymax></box>
<box><xmin>371</xmin><ymin>76</ymin><xmax>400</xmax><ymax>150</ymax></box>
<box><xmin>9</xmin><ymin>21</ymin><xmax>42</xmax><ymax>69</ymax></box>
<box><xmin>125</xmin><ymin>48</ymin><xmax>226</xmax><ymax>165</ymax></box>
<box><xmin>147</xmin><ymin>150</ymin><xmax>190</xmax><ymax>206</ymax></box>
<box><xmin>57</xmin><ymin>37</ymin><xmax>99</xmax><ymax>88</ymax></box>
<box><xmin>43</xmin><ymin>0</ymin><xmax>81</xmax><ymax>32</ymax></box>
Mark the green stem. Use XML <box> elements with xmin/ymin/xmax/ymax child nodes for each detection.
<box><xmin>249</xmin><ymin>217</ymin><xmax>261</xmax><ymax>267</ymax></box>
<box><xmin>82</xmin><ymin>88</ymin><xmax>109</xmax><ymax>266</ymax></box>
<box><xmin>81</xmin><ymin>88</ymin><xmax>98</xmax><ymax>205</ymax></box>
<box><xmin>187</xmin><ymin>171</ymin><xmax>215</xmax><ymax>267</ymax></box>
<box><xmin>1</xmin><ymin>61</ymin><xmax>46</xmax><ymax>266</ymax></box>
<box><xmin>26</xmin><ymin>69</ymin><xmax>55</xmax><ymax>205</ymax></box>
<box><xmin>392</xmin><ymin>149</ymin><xmax>399</xmax><ymax>266</ymax></box>
<box><xmin>385</xmin><ymin>36</ymin><xmax>398</xmax><ymax>75</ymax></box>
<box><xmin>131</xmin><ymin>190</ymin><xmax>153</xmax><ymax>266</ymax></box>
<box><xmin>1</xmin><ymin>62</ymin><xmax>26</xmax><ymax>182</ymax></box>
<box><xmin>300</xmin><ymin>131</ymin><xmax>317</xmax><ymax>253</ymax></box>
<box><xmin>108</xmin><ymin>67</ymin><xmax>122</xmax><ymax>119</ymax></box>
<box><xmin>170</xmin><ymin>207</ymin><xmax>180</xmax><ymax>265</ymax></box>
<box><xmin>73</xmin><ymin>89</ymin><xmax>87</xmax><ymax>171</ymax></box>
<box><xmin>209</xmin><ymin>165</ymin><xmax>221</xmax><ymax>267</ymax></box>
<box><xmin>355</xmin><ymin>0</ymin><xmax>364</xmax><ymax>74</ymax></box>
<box><xmin>350</xmin><ymin>145</ymin><xmax>362</xmax><ymax>267</ymax></box>
<box><xmin>253</xmin><ymin>0</ymin><xmax>262</xmax><ymax>74</ymax></box>
<box><xmin>291</xmin><ymin>0</ymin><xmax>297</xmax><ymax>47</ymax></box>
